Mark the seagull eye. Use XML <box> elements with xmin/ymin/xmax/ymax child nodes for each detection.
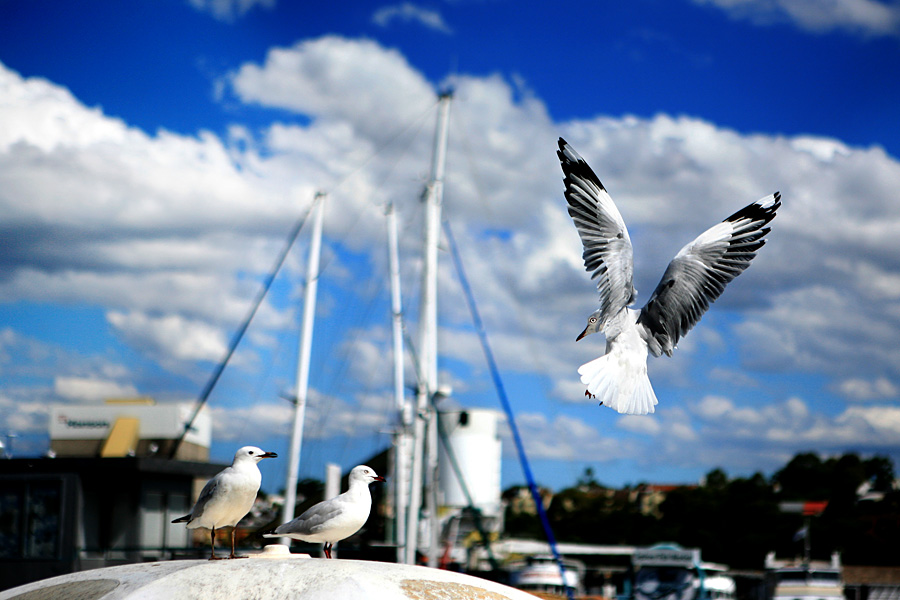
<box><xmin>248</xmin><ymin>451</ymin><xmax>254</xmax><ymax>455</ymax></box>
<box><xmin>589</xmin><ymin>317</ymin><xmax>597</xmax><ymax>323</ymax></box>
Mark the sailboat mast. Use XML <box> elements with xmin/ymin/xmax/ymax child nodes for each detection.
<box><xmin>387</xmin><ymin>199</ymin><xmax>412</xmax><ymax>563</ymax></box>
<box><xmin>281</xmin><ymin>191</ymin><xmax>326</xmax><ymax>543</ymax></box>
<box><xmin>405</xmin><ymin>91</ymin><xmax>452</xmax><ymax>565</ymax></box>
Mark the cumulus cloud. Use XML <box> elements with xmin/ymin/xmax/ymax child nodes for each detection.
<box><xmin>3</xmin><ymin>33</ymin><xmax>900</xmax><ymax>481</ymax></box>
<box><xmin>211</xmin><ymin>400</ymin><xmax>294</xmax><ymax>441</ymax></box>
<box><xmin>692</xmin><ymin>0</ymin><xmax>900</xmax><ymax>37</ymax></box>
<box><xmin>228</xmin><ymin>36</ymin><xmax>437</xmax><ymax>142</ymax></box>
<box><xmin>211</xmin><ymin>388</ymin><xmax>394</xmax><ymax>444</ymax></box>
<box><xmin>372</xmin><ymin>3</ymin><xmax>452</xmax><ymax>33</ymax></box>
<box><xmin>604</xmin><ymin>393</ymin><xmax>900</xmax><ymax>476</ymax></box>
<box><xmin>0</xmin><ymin>62</ymin><xmax>301</xmax><ymax>377</ymax></box>
<box><xmin>835</xmin><ymin>376</ymin><xmax>899</xmax><ymax>401</ymax></box>
<box><xmin>53</xmin><ymin>376</ymin><xmax>139</xmax><ymax>402</ymax></box>
<box><xmin>107</xmin><ymin>311</ymin><xmax>228</xmax><ymax>364</ymax></box>
<box><xmin>513</xmin><ymin>412</ymin><xmax>634</xmax><ymax>461</ymax></box>
<box><xmin>838</xmin><ymin>405</ymin><xmax>900</xmax><ymax>443</ymax></box>
<box><xmin>688</xmin><ymin>394</ymin><xmax>900</xmax><ymax>452</ymax></box>
<box><xmin>187</xmin><ymin>0</ymin><xmax>275</xmax><ymax>22</ymax></box>
<box><xmin>0</xmin><ymin>393</ymin><xmax>52</xmax><ymax>434</ymax></box>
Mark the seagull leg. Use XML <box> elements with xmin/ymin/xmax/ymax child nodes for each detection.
<box><xmin>324</xmin><ymin>543</ymin><xmax>332</xmax><ymax>559</ymax></box>
<box><xmin>584</xmin><ymin>389</ymin><xmax>595</xmax><ymax>400</ymax></box>
<box><xmin>208</xmin><ymin>528</ymin><xmax>223</xmax><ymax>560</ymax></box>
<box><xmin>227</xmin><ymin>527</ymin><xmax>247</xmax><ymax>559</ymax></box>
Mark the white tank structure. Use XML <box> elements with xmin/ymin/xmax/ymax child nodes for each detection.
<box><xmin>0</xmin><ymin>546</ymin><xmax>541</xmax><ymax>600</ymax></box>
<box><xmin>437</xmin><ymin>409</ymin><xmax>502</xmax><ymax>517</ymax></box>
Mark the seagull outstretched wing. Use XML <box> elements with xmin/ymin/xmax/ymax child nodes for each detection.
<box><xmin>638</xmin><ymin>192</ymin><xmax>781</xmax><ymax>357</ymax></box>
<box><xmin>558</xmin><ymin>138</ymin><xmax>636</xmax><ymax>331</ymax></box>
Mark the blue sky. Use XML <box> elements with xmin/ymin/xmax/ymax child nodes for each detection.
<box><xmin>2</xmin><ymin>0</ymin><xmax>900</xmax><ymax>494</ymax></box>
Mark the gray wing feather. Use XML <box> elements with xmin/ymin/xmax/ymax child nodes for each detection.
<box><xmin>187</xmin><ymin>474</ymin><xmax>220</xmax><ymax>522</ymax></box>
<box><xmin>558</xmin><ymin>138</ymin><xmax>635</xmax><ymax>329</ymax></box>
<box><xmin>275</xmin><ymin>500</ymin><xmax>344</xmax><ymax>536</ymax></box>
<box><xmin>638</xmin><ymin>192</ymin><xmax>781</xmax><ymax>356</ymax></box>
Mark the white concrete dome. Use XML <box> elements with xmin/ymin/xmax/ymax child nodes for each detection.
<box><xmin>0</xmin><ymin>545</ymin><xmax>539</xmax><ymax>600</ymax></box>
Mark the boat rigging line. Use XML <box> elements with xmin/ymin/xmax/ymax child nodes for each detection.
<box><xmin>442</xmin><ymin>218</ymin><xmax>575</xmax><ymax>600</ymax></box>
<box><xmin>168</xmin><ymin>199</ymin><xmax>315</xmax><ymax>459</ymax></box>
<box><xmin>168</xmin><ymin>96</ymin><xmax>441</xmax><ymax>461</ymax></box>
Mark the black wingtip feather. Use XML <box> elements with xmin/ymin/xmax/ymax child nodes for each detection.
<box><xmin>557</xmin><ymin>138</ymin><xmax>608</xmax><ymax>193</ymax></box>
<box><xmin>725</xmin><ymin>192</ymin><xmax>781</xmax><ymax>227</ymax></box>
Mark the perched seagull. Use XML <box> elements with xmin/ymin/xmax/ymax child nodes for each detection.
<box><xmin>172</xmin><ymin>445</ymin><xmax>277</xmax><ymax>560</ymax></box>
<box><xmin>558</xmin><ymin>137</ymin><xmax>780</xmax><ymax>415</ymax></box>
<box><xmin>264</xmin><ymin>465</ymin><xmax>385</xmax><ymax>558</ymax></box>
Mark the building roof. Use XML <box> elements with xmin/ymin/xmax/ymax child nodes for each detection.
<box><xmin>0</xmin><ymin>456</ymin><xmax>224</xmax><ymax>479</ymax></box>
<box><xmin>844</xmin><ymin>566</ymin><xmax>900</xmax><ymax>585</ymax></box>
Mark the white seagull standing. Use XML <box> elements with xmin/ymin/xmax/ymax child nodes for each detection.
<box><xmin>264</xmin><ymin>465</ymin><xmax>385</xmax><ymax>558</ymax></box>
<box><xmin>172</xmin><ymin>445</ymin><xmax>277</xmax><ymax>559</ymax></box>
<box><xmin>558</xmin><ymin>137</ymin><xmax>780</xmax><ymax>415</ymax></box>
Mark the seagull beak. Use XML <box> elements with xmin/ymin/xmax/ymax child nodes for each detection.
<box><xmin>374</xmin><ymin>475</ymin><xmax>386</xmax><ymax>482</ymax></box>
<box><xmin>576</xmin><ymin>327</ymin><xmax>589</xmax><ymax>342</ymax></box>
<box><xmin>261</xmin><ymin>452</ymin><xmax>278</xmax><ymax>459</ymax></box>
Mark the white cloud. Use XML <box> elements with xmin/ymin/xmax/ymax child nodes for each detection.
<box><xmin>372</xmin><ymin>3</ymin><xmax>453</xmax><ymax>34</ymax></box>
<box><xmin>0</xmin><ymin>329</ymin><xmax>138</xmax><ymax>405</ymax></box>
<box><xmin>513</xmin><ymin>412</ymin><xmax>633</xmax><ymax>461</ymax></box>
<box><xmin>211</xmin><ymin>401</ymin><xmax>294</xmax><ymax>441</ymax></box>
<box><xmin>228</xmin><ymin>36</ymin><xmax>437</xmax><ymax>141</ymax></box>
<box><xmin>211</xmin><ymin>388</ymin><xmax>394</xmax><ymax>445</ymax></box>
<box><xmin>107</xmin><ymin>311</ymin><xmax>228</xmax><ymax>364</ymax></box>
<box><xmin>618</xmin><ymin>414</ymin><xmax>662</xmax><ymax>435</ymax></box>
<box><xmin>0</xmin><ymin>62</ymin><xmax>303</xmax><ymax>373</ymax></box>
<box><xmin>693</xmin><ymin>0</ymin><xmax>900</xmax><ymax>37</ymax></box>
<box><xmin>835</xmin><ymin>377</ymin><xmax>899</xmax><ymax>401</ymax></box>
<box><xmin>708</xmin><ymin>367</ymin><xmax>760</xmax><ymax>388</ymax></box>
<box><xmin>3</xmin><ymin>33</ymin><xmax>900</xmax><ymax>482</ymax></box>
<box><xmin>837</xmin><ymin>405</ymin><xmax>900</xmax><ymax>442</ymax></box>
<box><xmin>53</xmin><ymin>376</ymin><xmax>138</xmax><ymax>402</ymax></box>
<box><xmin>688</xmin><ymin>394</ymin><xmax>900</xmax><ymax>450</ymax></box>
<box><xmin>693</xmin><ymin>395</ymin><xmax>734</xmax><ymax>420</ymax></box>
<box><xmin>187</xmin><ymin>0</ymin><xmax>275</xmax><ymax>22</ymax></box>
<box><xmin>0</xmin><ymin>393</ymin><xmax>52</xmax><ymax>434</ymax></box>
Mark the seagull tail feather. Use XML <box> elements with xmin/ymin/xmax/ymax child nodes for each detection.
<box><xmin>578</xmin><ymin>352</ymin><xmax>658</xmax><ymax>415</ymax></box>
<box><xmin>259</xmin><ymin>522</ymin><xmax>283</xmax><ymax>538</ymax></box>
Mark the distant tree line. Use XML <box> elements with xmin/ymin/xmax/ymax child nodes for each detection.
<box><xmin>502</xmin><ymin>452</ymin><xmax>900</xmax><ymax>568</ymax></box>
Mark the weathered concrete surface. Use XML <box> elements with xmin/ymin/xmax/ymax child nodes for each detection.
<box><xmin>1</xmin><ymin>545</ymin><xmax>538</xmax><ymax>600</ymax></box>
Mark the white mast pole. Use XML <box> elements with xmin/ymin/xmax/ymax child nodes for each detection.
<box><xmin>405</xmin><ymin>92</ymin><xmax>452</xmax><ymax>565</ymax></box>
<box><xmin>386</xmin><ymin>200</ymin><xmax>412</xmax><ymax>563</ymax></box>
<box><xmin>281</xmin><ymin>191</ymin><xmax>326</xmax><ymax>545</ymax></box>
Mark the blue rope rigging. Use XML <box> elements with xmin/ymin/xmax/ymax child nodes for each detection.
<box><xmin>442</xmin><ymin>220</ymin><xmax>575</xmax><ymax>600</ymax></box>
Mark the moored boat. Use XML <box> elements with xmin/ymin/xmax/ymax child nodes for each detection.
<box><xmin>765</xmin><ymin>551</ymin><xmax>844</xmax><ymax>600</ymax></box>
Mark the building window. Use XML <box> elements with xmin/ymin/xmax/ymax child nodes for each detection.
<box><xmin>0</xmin><ymin>480</ymin><xmax>62</xmax><ymax>559</ymax></box>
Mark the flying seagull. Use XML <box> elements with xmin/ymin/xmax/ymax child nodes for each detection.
<box><xmin>264</xmin><ymin>465</ymin><xmax>385</xmax><ymax>558</ymax></box>
<box><xmin>172</xmin><ymin>445</ymin><xmax>277</xmax><ymax>559</ymax></box>
<box><xmin>558</xmin><ymin>137</ymin><xmax>780</xmax><ymax>415</ymax></box>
